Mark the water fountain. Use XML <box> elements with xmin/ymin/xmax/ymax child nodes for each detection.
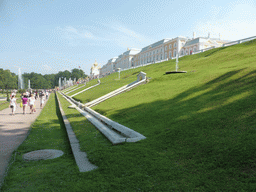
<box><xmin>59</xmin><ymin>77</ymin><xmax>61</xmax><ymax>89</ymax></box>
<box><xmin>28</xmin><ymin>79</ymin><xmax>31</xmax><ymax>89</ymax></box>
<box><xmin>18</xmin><ymin>68</ymin><xmax>24</xmax><ymax>89</ymax></box>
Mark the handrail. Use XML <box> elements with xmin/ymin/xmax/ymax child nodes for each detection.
<box><xmin>223</xmin><ymin>36</ymin><xmax>256</xmax><ymax>47</ymax></box>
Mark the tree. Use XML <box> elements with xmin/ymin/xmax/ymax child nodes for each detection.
<box><xmin>71</xmin><ymin>68</ymin><xmax>87</xmax><ymax>80</ymax></box>
<box><xmin>44</xmin><ymin>74</ymin><xmax>55</xmax><ymax>88</ymax></box>
<box><xmin>0</xmin><ymin>69</ymin><xmax>18</xmax><ymax>100</ymax></box>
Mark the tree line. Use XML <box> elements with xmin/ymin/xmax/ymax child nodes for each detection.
<box><xmin>0</xmin><ymin>68</ymin><xmax>88</xmax><ymax>90</ymax></box>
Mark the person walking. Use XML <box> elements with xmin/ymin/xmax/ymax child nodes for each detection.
<box><xmin>9</xmin><ymin>95</ymin><xmax>18</xmax><ymax>115</ymax></box>
<box><xmin>22</xmin><ymin>94</ymin><xmax>28</xmax><ymax>114</ymax></box>
<box><xmin>35</xmin><ymin>91</ymin><xmax>38</xmax><ymax>100</ymax></box>
<box><xmin>39</xmin><ymin>91</ymin><xmax>45</xmax><ymax>109</ymax></box>
<box><xmin>28</xmin><ymin>94</ymin><xmax>36</xmax><ymax>114</ymax></box>
<box><xmin>46</xmin><ymin>91</ymin><xmax>49</xmax><ymax>100</ymax></box>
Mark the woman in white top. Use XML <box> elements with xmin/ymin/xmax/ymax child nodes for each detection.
<box><xmin>9</xmin><ymin>95</ymin><xmax>18</xmax><ymax>115</ymax></box>
<box><xmin>28</xmin><ymin>94</ymin><xmax>36</xmax><ymax>114</ymax></box>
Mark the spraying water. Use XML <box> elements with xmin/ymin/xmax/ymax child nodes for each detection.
<box><xmin>28</xmin><ymin>79</ymin><xmax>31</xmax><ymax>89</ymax></box>
<box><xmin>18</xmin><ymin>68</ymin><xmax>24</xmax><ymax>89</ymax></box>
<box><xmin>59</xmin><ymin>77</ymin><xmax>61</xmax><ymax>88</ymax></box>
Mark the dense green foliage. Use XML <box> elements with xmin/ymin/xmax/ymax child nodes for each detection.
<box><xmin>0</xmin><ymin>68</ymin><xmax>88</xmax><ymax>90</ymax></box>
<box><xmin>22</xmin><ymin>68</ymin><xmax>88</xmax><ymax>89</ymax></box>
<box><xmin>2</xmin><ymin>39</ymin><xmax>256</xmax><ymax>191</ymax></box>
<box><xmin>0</xmin><ymin>69</ymin><xmax>17</xmax><ymax>90</ymax></box>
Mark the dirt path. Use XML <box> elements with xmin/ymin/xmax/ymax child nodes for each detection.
<box><xmin>0</xmin><ymin>95</ymin><xmax>49</xmax><ymax>186</ymax></box>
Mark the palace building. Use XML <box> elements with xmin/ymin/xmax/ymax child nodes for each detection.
<box><xmin>97</xmin><ymin>33</ymin><xmax>230</xmax><ymax>77</ymax></box>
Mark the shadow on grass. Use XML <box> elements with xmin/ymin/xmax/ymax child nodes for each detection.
<box><xmin>107</xmin><ymin>68</ymin><xmax>256</xmax><ymax>182</ymax></box>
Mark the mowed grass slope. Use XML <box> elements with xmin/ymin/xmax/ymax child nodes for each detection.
<box><xmin>73</xmin><ymin>68</ymin><xmax>141</xmax><ymax>103</ymax></box>
<box><xmin>83</xmin><ymin>40</ymin><xmax>256</xmax><ymax>190</ymax></box>
<box><xmin>90</xmin><ymin>40</ymin><xmax>256</xmax><ymax>190</ymax></box>
<box><xmin>65</xmin><ymin>80</ymin><xmax>98</xmax><ymax>97</ymax></box>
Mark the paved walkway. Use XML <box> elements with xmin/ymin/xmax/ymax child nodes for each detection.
<box><xmin>0</xmin><ymin>96</ymin><xmax>49</xmax><ymax>186</ymax></box>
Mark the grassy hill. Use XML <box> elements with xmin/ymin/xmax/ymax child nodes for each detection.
<box><xmin>2</xmin><ymin>39</ymin><xmax>256</xmax><ymax>191</ymax></box>
<box><xmin>77</xmin><ymin>39</ymin><xmax>256</xmax><ymax>190</ymax></box>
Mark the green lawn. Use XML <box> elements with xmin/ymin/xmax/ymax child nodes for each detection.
<box><xmin>72</xmin><ymin>69</ymin><xmax>142</xmax><ymax>103</ymax></box>
<box><xmin>2</xmin><ymin>39</ymin><xmax>256</xmax><ymax>191</ymax></box>
<box><xmin>62</xmin><ymin>83</ymin><xmax>86</xmax><ymax>93</ymax></box>
<box><xmin>65</xmin><ymin>80</ymin><xmax>98</xmax><ymax>98</ymax></box>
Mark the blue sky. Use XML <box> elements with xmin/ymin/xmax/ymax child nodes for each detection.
<box><xmin>0</xmin><ymin>0</ymin><xmax>255</xmax><ymax>76</ymax></box>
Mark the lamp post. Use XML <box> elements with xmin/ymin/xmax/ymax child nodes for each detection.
<box><xmin>176</xmin><ymin>53</ymin><xmax>179</xmax><ymax>72</ymax></box>
<box><xmin>176</xmin><ymin>38</ymin><xmax>179</xmax><ymax>71</ymax></box>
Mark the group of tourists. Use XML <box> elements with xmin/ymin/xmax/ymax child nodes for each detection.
<box><xmin>9</xmin><ymin>90</ymin><xmax>49</xmax><ymax>115</ymax></box>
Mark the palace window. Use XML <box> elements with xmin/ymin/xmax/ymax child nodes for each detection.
<box><xmin>169</xmin><ymin>44</ymin><xmax>172</xmax><ymax>49</ymax></box>
<box><xmin>181</xmin><ymin>50</ymin><xmax>184</xmax><ymax>55</ymax></box>
<box><xmin>169</xmin><ymin>51</ymin><xmax>172</xmax><ymax>58</ymax></box>
<box><xmin>165</xmin><ymin>46</ymin><xmax>167</xmax><ymax>51</ymax></box>
<box><xmin>173</xmin><ymin>50</ymin><xmax>176</xmax><ymax>57</ymax></box>
<box><xmin>165</xmin><ymin>52</ymin><xmax>167</xmax><ymax>59</ymax></box>
<box><xmin>174</xmin><ymin>43</ymin><xmax>176</xmax><ymax>47</ymax></box>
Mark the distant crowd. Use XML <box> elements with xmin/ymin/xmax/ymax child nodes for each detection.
<box><xmin>9</xmin><ymin>90</ymin><xmax>50</xmax><ymax>115</ymax></box>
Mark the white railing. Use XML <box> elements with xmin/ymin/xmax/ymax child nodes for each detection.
<box><xmin>192</xmin><ymin>46</ymin><xmax>216</xmax><ymax>54</ymax></box>
<box><xmin>222</xmin><ymin>36</ymin><xmax>256</xmax><ymax>47</ymax></box>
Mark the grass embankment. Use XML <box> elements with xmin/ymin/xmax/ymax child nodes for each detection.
<box><xmin>65</xmin><ymin>80</ymin><xmax>98</xmax><ymax>98</ymax></box>
<box><xmin>2</xmin><ymin>39</ymin><xmax>256</xmax><ymax>191</ymax></box>
<box><xmin>91</xmin><ymin>40</ymin><xmax>256</xmax><ymax>190</ymax></box>
<box><xmin>73</xmin><ymin>69</ymin><xmax>141</xmax><ymax>103</ymax></box>
<box><xmin>75</xmin><ymin>39</ymin><xmax>256</xmax><ymax>190</ymax></box>
<box><xmin>62</xmin><ymin>83</ymin><xmax>85</xmax><ymax>93</ymax></box>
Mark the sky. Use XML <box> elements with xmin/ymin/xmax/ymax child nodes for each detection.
<box><xmin>0</xmin><ymin>0</ymin><xmax>255</xmax><ymax>76</ymax></box>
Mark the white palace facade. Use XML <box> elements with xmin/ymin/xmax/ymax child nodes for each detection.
<box><xmin>98</xmin><ymin>33</ymin><xmax>230</xmax><ymax>77</ymax></box>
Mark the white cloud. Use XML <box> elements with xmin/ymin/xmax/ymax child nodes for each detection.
<box><xmin>109</xmin><ymin>24</ymin><xmax>156</xmax><ymax>49</ymax></box>
<box><xmin>42</xmin><ymin>64</ymin><xmax>52</xmax><ymax>72</ymax></box>
<box><xmin>192</xmin><ymin>0</ymin><xmax>256</xmax><ymax>40</ymax></box>
<box><xmin>54</xmin><ymin>22</ymin><xmax>155</xmax><ymax>50</ymax></box>
<box><xmin>55</xmin><ymin>26</ymin><xmax>96</xmax><ymax>46</ymax></box>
